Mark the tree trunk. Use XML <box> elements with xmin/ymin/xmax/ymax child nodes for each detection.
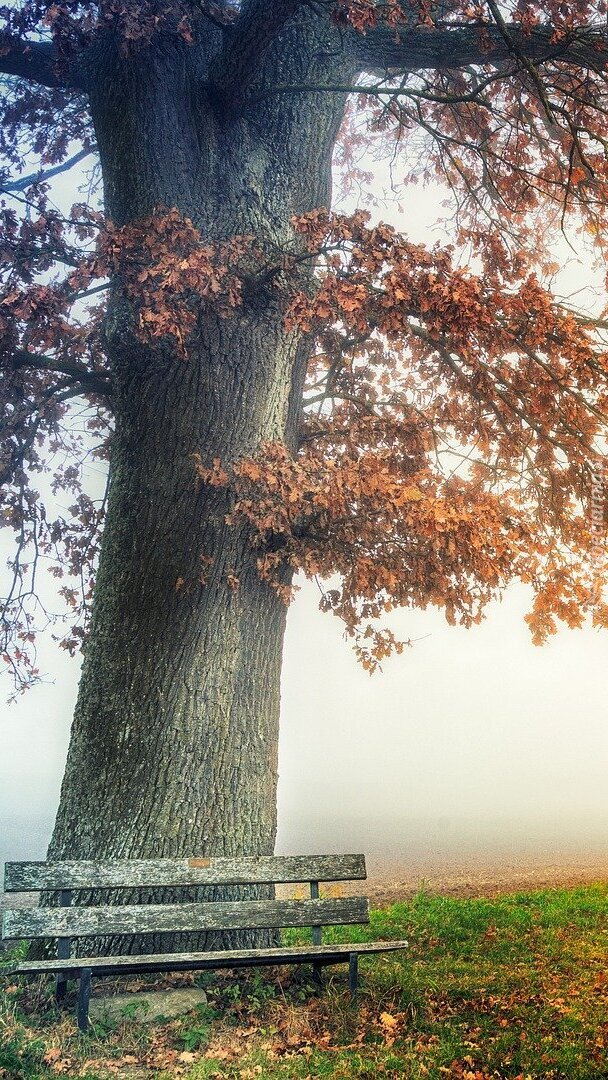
<box><xmin>46</xmin><ymin>17</ymin><xmax>355</xmax><ymax>952</ymax></box>
<box><xmin>48</xmin><ymin>313</ymin><xmax>302</xmax><ymax>952</ymax></box>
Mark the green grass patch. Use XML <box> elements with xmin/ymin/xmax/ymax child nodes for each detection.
<box><xmin>2</xmin><ymin>883</ymin><xmax>608</xmax><ymax>1079</ymax></box>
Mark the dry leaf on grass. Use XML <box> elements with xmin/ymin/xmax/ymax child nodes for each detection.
<box><xmin>379</xmin><ymin>1012</ymin><xmax>397</xmax><ymax>1028</ymax></box>
<box><xmin>43</xmin><ymin>1049</ymin><xmax>62</xmax><ymax>1064</ymax></box>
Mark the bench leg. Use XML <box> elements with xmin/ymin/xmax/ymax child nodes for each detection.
<box><xmin>55</xmin><ymin>972</ymin><xmax>68</xmax><ymax>1005</ymax></box>
<box><xmin>77</xmin><ymin>968</ymin><xmax>92</xmax><ymax>1032</ymax></box>
<box><xmin>312</xmin><ymin>961</ymin><xmax>323</xmax><ymax>989</ymax></box>
<box><xmin>348</xmin><ymin>953</ymin><xmax>358</xmax><ymax>1000</ymax></box>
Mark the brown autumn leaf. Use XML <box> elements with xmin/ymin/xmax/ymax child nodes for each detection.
<box><xmin>379</xmin><ymin>1011</ymin><xmax>398</xmax><ymax>1028</ymax></box>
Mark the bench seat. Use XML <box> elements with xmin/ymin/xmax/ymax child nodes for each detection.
<box><xmin>9</xmin><ymin>939</ymin><xmax>408</xmax><ymax>977</ymax></box>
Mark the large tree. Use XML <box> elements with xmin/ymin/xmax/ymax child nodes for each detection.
<box><xmin>1</xmin><ymin>0</ymin><xmax>608</xmax><ymax>942</ymax></box>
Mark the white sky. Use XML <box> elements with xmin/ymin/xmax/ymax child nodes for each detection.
<box><xmin>1</xmin><ymin>129</ymin><xmax>607</xmax><ymax>879</ymax></box>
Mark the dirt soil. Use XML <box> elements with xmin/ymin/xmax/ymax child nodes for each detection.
<box><xmin>354</xmin><ymin>852</ymin><xmax>608</xmax><ymax>905</ymax></box>
<box><xmin>273</xmin><ymin>850</ymin><xmax>608</xmax><ymax>904</ymax></box>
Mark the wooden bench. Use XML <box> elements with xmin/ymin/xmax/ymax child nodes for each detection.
<box><xmin>2</xmin><ymin>854</ymin><xmax>407</xmax><ymax>1031</ymax></box>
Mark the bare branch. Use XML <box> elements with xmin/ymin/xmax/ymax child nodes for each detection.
<box><xmin>3</xmin><ymin>148</ymin><xmax>93</xmax><ymax>193</ymax></box>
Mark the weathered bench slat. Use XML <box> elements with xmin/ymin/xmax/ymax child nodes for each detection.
<box><xmin>4</xmin><ymin>854</ymin><xmax>366</xmax><ymax>892</ymax></box>
<box><xmin>2</xmin><ymin>896</ymin><xmax>369</xmax><ymax>940</ymax></box>
<box><xmin>10</xmin><ymin>940</ymin><xmax>409</xmax><ymax>976</ymax></box>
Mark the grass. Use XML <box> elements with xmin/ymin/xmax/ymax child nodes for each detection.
<box><xmin>2</xmin><ymin>884</ymin><xmax>608</xmax><ymax>1079</ymax></box>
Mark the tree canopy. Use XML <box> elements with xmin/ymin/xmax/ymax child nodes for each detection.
<box><xmin>2</xmin><ymin>0</ymin><xmax>608</xmax><ymax>694</ymax></box>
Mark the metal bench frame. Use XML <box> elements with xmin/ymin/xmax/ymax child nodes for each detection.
<box><xmin>2</xmin><ymin>854</ymin><xmax>407</xmax><ymax>1031</ymax></box>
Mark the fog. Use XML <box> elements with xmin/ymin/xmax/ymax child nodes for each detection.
<box><xmin>2</xmin><ymin>576</ymin><xmax>608</xmax><ymax>880</ymax></box>
<box><xmin>279</xmin><ymin>581</ymin><xmax>608</xmax><ymax>868</ymax></box>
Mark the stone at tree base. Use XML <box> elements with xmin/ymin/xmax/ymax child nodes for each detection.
<box><xmin>89</xmin><ymin>987</ymin><xmax>207</xmax><ymax>1024</ymax></box>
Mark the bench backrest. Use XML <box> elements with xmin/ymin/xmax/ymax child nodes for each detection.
<box><xmin>1</xmin><ymin>854</ymin><xmax>368</xmax><ymax>948</ymax></box>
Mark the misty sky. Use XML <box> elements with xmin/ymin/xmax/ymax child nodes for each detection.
<box><xmin>1</xmin><ymin>138</ymin><xmax>608</xmax><ymax>879</ymax></box>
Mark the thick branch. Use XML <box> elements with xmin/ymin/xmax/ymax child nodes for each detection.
<box><xmin>11</xmin><ymin>350</ymin><xmax>112</xmax><ymax>397</ymax></box>
<box><xmin>353</xmin><ymin>22</ymin><xmax>608</xmax><ymax>76</ymax></box>
<box><xmin>210</xmin><ymin>0</ymin><xmax>306</xmax><ymax>111</ymax></box>
<box><xmin>0</xmin><ymin>35</ymin><xmax>86</xmax><ymax>90</ymax></box>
